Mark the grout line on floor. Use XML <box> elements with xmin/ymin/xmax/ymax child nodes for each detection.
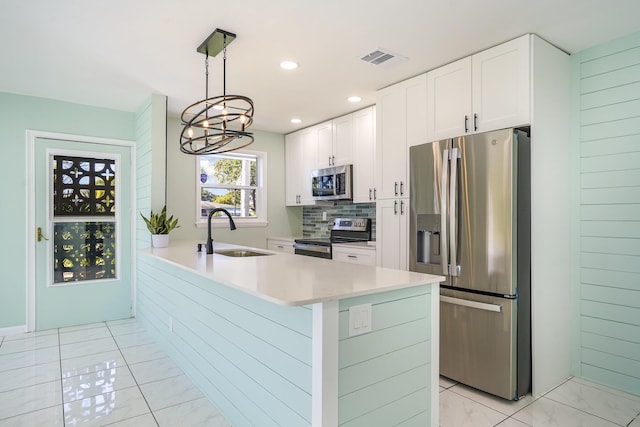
<box><xmin>448</xmin><ymin>385</ymin><xmax>537</xmax><ymax>417</ymax></box>
<box><xmin>107</xmin><ymin>320</ymin><xmax>160</xmax><ymax>427</ymax></box>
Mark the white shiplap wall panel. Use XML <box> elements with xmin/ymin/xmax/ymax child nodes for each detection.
<box><xmin>578</xmin><ymin>31</ymin><xmax>640</xmax><ymax>396</ymax></box>
<box><xmin>582</xmin><ymin>134</ymin><xmax>640</xmax><ymax>156</ymax></box>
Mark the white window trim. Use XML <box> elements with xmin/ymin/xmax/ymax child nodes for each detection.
<box><xmin>195</xmin><ymin>149</ymin><xmax>268</xmax><ymax>228</ymax></box>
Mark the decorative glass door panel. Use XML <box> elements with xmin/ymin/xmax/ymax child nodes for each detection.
<box><xmin>34</xmin><ymin>137</ymin><xmax>132</xmax><ymax>330</ymax></box>
<box><xmin>51</xmin><ymin>155</ymin><xmax>118</xmax><ymax>285</ymax></box>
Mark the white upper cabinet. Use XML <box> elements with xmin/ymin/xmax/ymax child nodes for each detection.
<box><xmin>332</xmin><ymin>114</ymin><xmax>354</xmax><ymax>166</ymax></box>
<box><xmin>285</xmin><ymin>127</ymin><xmax>316</xmax><ymax>206</ymax></box>
<box><xmin>352</xmin><ymin>106</ymin><xmax>376</xmax><ymax>203</ymax></box>
<box><xmin>472</xmin><ymin>35</ymin><xmax>530</xmax><ymax>132</ymax></box>
<box><xmin>376</xmin><ymin>73</ymin><xmax>426</xmax><ymax>200</ymax></box>
<box><xmin>285</xmin><ymin>131</ymin><xmax>303</xmax><ymax>206</ymax></box>
<box><xmin>426</xmin><ymin>57</ymin><xmax>472</xmax><ymax>140</ymax></box>
<box><xmin>315</xmin><ymin>121</ymin><xmax>333</xmax><ymax>168</ymax></box>
<box><xmin>299</xmin><ymin>128</ymin><xmax>317</xmax><ymax>205</ymax></box>
<box><xmin>315</xmin><ymin>116</ymin><xmax>353</xmax><ymax>169</ymax></box>
<box><xmin>427</xmin><ymin>35</ymin><xmax>531</xmax><ymax>141</ymax></box>
<box><xmin>406</xmin><ymin>73</ymin><xmax>429</xmax><ymax>148</ymax></box>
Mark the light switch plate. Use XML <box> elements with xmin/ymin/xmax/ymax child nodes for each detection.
<box><xmin>349</xmin><ymin>303</ymin><xmax>372</xmax><ymax>337</ymax></box>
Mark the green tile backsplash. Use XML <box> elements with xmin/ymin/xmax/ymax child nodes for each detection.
<box><xmin>302</xmin><ymin>201</ymin><xmax>376</xmax><ymax>239</ymax></box>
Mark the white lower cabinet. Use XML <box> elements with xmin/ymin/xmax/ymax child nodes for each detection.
<box><xmin>332</xmin><ymin>245</ymin><xmax>376</xmax><ymax>266</ymax></box>
<box><xmin>376</xmin><ymin>198</ymin><xmax>408</xmax><ymax>270</ymax></box>
<box><xmin>267</xmin><ymin>238</ymin><xmax>296</xmax><ymax>254</ymax></box>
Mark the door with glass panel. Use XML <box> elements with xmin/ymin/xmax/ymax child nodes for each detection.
<box><xmin>34</xmin><ymin>138</ymin><xmax>133</xmax><ymax>330</ymax></box>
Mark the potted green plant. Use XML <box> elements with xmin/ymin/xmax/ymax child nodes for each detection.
<box><xmin>140</xmin><ymin>206</ymin><xmax>180</xmax><ymax>248</ymax></box>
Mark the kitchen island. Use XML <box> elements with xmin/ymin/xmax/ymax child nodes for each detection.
<box><xmin>137</xmin><ymin>241</ymin><xmax>443</xmax><ymax>427</ymax></box>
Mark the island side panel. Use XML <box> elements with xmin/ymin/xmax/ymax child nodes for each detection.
<box><xmin>137</xmin><ymin>253</ymin><xmax>314</xmax><ymax>426</ymax></box>
<box><xmin>312</xmin><ymin>301</ymin><xmax>339</xmax><ymax>426</ymax></box>
<box><xmin>336</xmin><ymin>285</ymin><xmax>434</xmax><ymax>426</ymax></box>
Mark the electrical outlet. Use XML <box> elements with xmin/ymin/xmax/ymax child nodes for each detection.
<box><xmin>322</xmin><ymin>211</ymin><xmax>327</xmax><ymax>221</ymax></box>
<box><xmin>348</xmin><ymin>304</ymin><xmax>372</xmax><ymax>337</ymax></box>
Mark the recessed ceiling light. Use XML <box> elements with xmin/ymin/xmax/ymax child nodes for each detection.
<box><xmin>347</xmin><ymin>96</ymin><xmax>362</xmax><ymax>103</ymax></box>
<box><xmin>290</xmin><ymin>118</ymin><xmax>302</xmax><ymax>124</ymax></box>
<box><xmin>280</xmin><ymin>61</ymin><xmax>299</xmax><ymax>70</ymax></box>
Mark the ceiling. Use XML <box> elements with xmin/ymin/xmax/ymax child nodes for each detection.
<box><xmin>2</xmin><ymin>0</ymin><xmax>640</xmax><ymax>135</ymax></box>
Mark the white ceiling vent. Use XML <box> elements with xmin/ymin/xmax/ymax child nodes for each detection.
<box><xmin>360</xmin><ymin>48</ymin><xmax>407</xmax><ymax>68</ymax></box>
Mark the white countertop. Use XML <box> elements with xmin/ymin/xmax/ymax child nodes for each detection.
<box><xmin>142</xmin><ymin>241</ymin><xmax>443</xmax><ymax>306</ymax></box>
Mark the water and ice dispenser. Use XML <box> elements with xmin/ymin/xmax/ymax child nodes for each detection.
<box><xmin>415</xmin><ymin>214</ymin><xmax>441</xmax><ymax>266</ymax></box>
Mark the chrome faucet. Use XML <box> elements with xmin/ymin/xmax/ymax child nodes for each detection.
<box><xmin>206</xmin><ymin>208</ymin><xmax>237</xmax><ymax>254</ymax></box>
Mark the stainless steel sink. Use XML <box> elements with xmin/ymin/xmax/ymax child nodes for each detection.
<box><xmin>213</xmin><ymin>249</ymin><xmax>273</xmax><ymax>257</ymax></box>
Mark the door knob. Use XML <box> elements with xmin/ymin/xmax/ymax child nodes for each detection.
<box><xmin>37</xmin><ymin>227</ymin><xmax>49</xmax><ymax>242</ymax></box>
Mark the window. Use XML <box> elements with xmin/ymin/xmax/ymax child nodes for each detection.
<box><xmin>196</xmin><ymin>151</ymin><xmax>267</xmax><ymax>227</ymax></box>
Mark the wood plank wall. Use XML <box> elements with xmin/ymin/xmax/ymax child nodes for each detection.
<box><xmin>135</xmin><ymin>97</ymin><xmax>154</xmax><ymax>249</ymax></box>
<box><xmin>577</xmin><ymin>31</ymin><xmax>640</xmax><ymax>395</ymax></box>
<box><xmin>337</xmin><ymin>286</ymin><xmax>432</xmax><ymax>426</ymax></box>
<box><xmin>136</xmin><ymin>253</ymin><xmax>314</xmax><ymax>426</ymax></box>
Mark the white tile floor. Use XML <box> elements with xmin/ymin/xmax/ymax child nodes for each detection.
<box><xmin>1</xmin><ymin>318</ymin><xmax>638</xmax><ymax>427</ymax></box>
<box><xmin>439</xmin><ymin>374</ymin><xmax>640</xmax><ymax>427</ymax></box>
<box><xmin>0</xmin><ymin>318</ymin><xmax>229</xmax><ymax>426</ymax></box>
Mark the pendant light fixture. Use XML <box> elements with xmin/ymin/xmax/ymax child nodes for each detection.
<box><xmin>180</xmin><ymin>29</ymin><xmax>254</xmax><ymax>155</ymax></box>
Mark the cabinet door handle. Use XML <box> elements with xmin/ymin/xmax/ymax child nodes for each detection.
<box><xmin>394</xmin><ymin>181</ymin><xmax>398</xmax><ymax>196</ymax></box>
<box><xmin>474</xmin><ymin>113</ymin><xmax>478</xmax><ymax>131</ymax></box>
<box><xmin>332</xmin><ymin>155</ymin><xmax>335</xmax><ymax>165</ymax></box>
<box><xmin>394</xmin><ymin>200</ymin><xmax>398</xmax><ymax>214</ymax></box>
<box><xmin>277</xmin><ymin>245</ymin><xmax>284</xmax><ymax>249</ymax></box>
<box><xmin>369</xmin><ymin>188</ymin><xmax>372</xmax><ymax>200</ymax></box>
<box><xmin>373</xmin><ymin>188</ymin><xmax>377</xmax><ymax>200</ymax></box>
<box><xmin>400</xmin><ymin>181</ymin><xmax>404</xmax><ymax>196</ymax></box>
<box><xmin>464</xmin><ymin>115</ymin><xmax>469</xmax><ymax>133</ymax></box>
<box><xmin>400</xmin><ymin>200</ymin><xmax>405</xmax><ymax>215</ymax></box>
<box><xmin>347</xmin><ymin>255</ymin><xmax>358</xmax><ymax>259</ymax></box>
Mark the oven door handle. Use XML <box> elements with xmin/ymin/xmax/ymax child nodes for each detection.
<box><xmin>293</xmin><ymin>243</ymin><xmax>331</xmax><ymax>254</ymax></box>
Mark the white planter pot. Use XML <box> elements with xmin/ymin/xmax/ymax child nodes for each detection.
<box><xmin>152</xmin><ymin>234</ymin><xmax>170</xmax><ymax>248</ymax></box>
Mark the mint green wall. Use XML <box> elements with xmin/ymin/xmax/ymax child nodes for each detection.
<box><xmin>573</xmin><ymin>32</ymin><xmax>640</xmax><ymax>395</ymax></box>
<box><xmin>0</xmin><ymin>92</ymin><xmax>136</xmax><ymax>329</ymax></box>
<box><xmin>165</xmin><ymin>116</ymin><xmax>302</xmax><ymax>248</ymax></box>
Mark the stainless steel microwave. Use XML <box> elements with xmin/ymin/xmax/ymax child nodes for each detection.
<box><xmin>312</xmin><ymin>164</ymin><xmax>353</xmax><ymax>201</ymax></box>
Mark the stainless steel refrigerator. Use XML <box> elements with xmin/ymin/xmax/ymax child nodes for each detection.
<box><xmin>409</xmin><ymin>127</ymin><xmax>531</xmax><ymax>400</ymax></box>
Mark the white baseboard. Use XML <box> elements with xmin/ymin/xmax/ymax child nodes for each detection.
<box><xmin>0</xmin><ymin>325</ymin><xmax>27</xmax><ymax>337</ymax></box>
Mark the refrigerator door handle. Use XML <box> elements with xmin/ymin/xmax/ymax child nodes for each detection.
<box><xmin>441</xmin><ymin>148</ymin><xmax>449</xmax><ymax>275</ymax></box>
<box><xmin>449</xmin><ymin>147</ymin><xmax>460</xmax><ymax>276</ymax></box>
<box><xmin>441</xmin><ymin>296</ymin><xmax>502</xmax><ymax>313</ymax></box>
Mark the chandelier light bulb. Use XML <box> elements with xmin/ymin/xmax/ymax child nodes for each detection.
<box><xmin>187</xmin><ymin>127</ymin><xmax>194</xmax><ymax>138</ymax></box>
<box><xmin>203</xmin><ymin>120</ymin><xmax>209</xmax><ymax>128</ymax></box>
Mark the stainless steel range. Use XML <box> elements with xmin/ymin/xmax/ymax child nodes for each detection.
<box><xmin>294</xmin><ymin>218</ymin><xmax>372</xmax><ymax>259</ymax></box>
